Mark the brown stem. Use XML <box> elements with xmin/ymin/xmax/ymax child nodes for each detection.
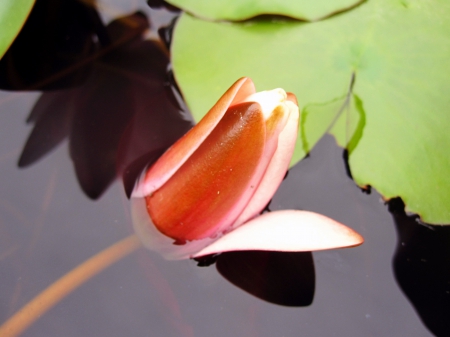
<box><xmin>0</xmin><ymin>234</ymin><xmax>142</xmax><ymax>337</ymax></box>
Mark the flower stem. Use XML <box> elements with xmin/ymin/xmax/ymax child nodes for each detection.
<box><xmin>0</xmin><ymin>234</ymin><xmax>142</xmax><ymax>337</ymax></box>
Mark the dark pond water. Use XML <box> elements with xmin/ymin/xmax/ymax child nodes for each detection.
<box><xmin>0</xmin><ymin>1</ymin><xmax>449</xmax><ymax>336</ymax></box>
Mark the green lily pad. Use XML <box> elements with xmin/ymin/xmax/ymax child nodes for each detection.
<box><xmin>166</xmin><ymin>0</ymin><xmax>362</xmax><ymax>21</ymax></box>
<box><xmin>172</xmin><ymin>0</ymin><xmax>450</xmax><ymax>224</ymax></box>
<box><xmin>0</xmin><ymin>0</ymin><xmax>35</xmax><ymax>59</ymax></box>
<box><xmin>301</xmin><ymin>91</ymin><xmax>365</xmax><ymax>158</ymax></box>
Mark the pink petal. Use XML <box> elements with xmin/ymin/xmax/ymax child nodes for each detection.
<box><xmin>132</xmin><ymin>77</ymin><xmax>255</xmax><ymax>197</ymax></box>
<box><xmin>233</xmin><ymin>95</ymin><xmax>299</xmax><ymax>226</ymax></box>
<box><xmin>193</xmin><ymin>210</ymin><xmax>364</xmax><ymax>257</ymax></box>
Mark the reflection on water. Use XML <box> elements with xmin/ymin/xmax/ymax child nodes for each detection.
<box><xmin>0</xmin><ymin>1</ymin><xmax>448</xmax><ymax>336</ymax></box>
<box><xmin>0</xmin><ymin>0</ymin><xmax>96</xmax><ymax>90</ymax></box>
<box><xmin>11</xmin><ymin>6</ymin><xmax>192</xmax><ymax>199</ymax></box>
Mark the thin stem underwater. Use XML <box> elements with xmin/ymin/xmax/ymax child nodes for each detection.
<box><xmin>0</xmin><ymin>234</ymin><xmax>142</xmax><ymax>337</ymax></box>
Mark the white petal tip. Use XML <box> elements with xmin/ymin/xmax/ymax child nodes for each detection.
<box><xmin>243</xmin><ymin>89</ymin><xmax>287</xmax><ymax>118</ymax></box>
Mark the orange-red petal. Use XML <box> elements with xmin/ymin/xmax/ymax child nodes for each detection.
<box><xmin>146</xmin><ymin>102</ymin><xmax>265</xmax><ymax>241</ymax></box>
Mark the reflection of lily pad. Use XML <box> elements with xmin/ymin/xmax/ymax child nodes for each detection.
<box><xmin>0</xmin><ymin>0</ymin><xmax>34</xmax><ymax>59</ymax></box>
<box><xmin>172</xmin><ymin>0</ymin><xmax>450</xmax><ymax>224</ymax></box>
<box><xmin>166</xmin><ymin>0</ymin><xmax>362</xmax><ymax>21</ymax></box>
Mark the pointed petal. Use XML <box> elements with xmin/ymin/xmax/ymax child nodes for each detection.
<box><xmin>193</xmin><ymin>210</ymin><xmax>364</xmax><ymax>257</ymax></box>
<box><xmin>132</xmin><ymin>77</ymin><xmax>255</xmax><ymax>197</ymax></box>
<box><xmin>233</xmin><ymin>97</ymin><xmax>299</xmax><ymax>225</ymax></box>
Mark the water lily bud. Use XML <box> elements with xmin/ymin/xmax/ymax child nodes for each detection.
<box><xmin>131</xmin><ymin>77</ymin><xmax>363</xmax><ymax>259</ymax></box>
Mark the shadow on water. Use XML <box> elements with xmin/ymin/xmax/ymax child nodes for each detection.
<box><xmin>194</xmin><ymin>251</ymin><xmax>315</xmax><ymax>306</ymax></box>
<box><xmin>389</xmin><ymin>198</ymin><xmax>450</xmax><ymax>337</ymax></box>
<box><xmin>216</xmin><ymin>251</ymin><xmax>315</xmax><ymax>307</ymax></box>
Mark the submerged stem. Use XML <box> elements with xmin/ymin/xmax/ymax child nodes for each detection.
<box><xmin>0</xmin><ymin>234</ymin><xmax>141</xmax><ymax>337</ymax></box>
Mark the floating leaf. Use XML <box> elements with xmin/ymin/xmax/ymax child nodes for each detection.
<box><xmin>0</xmin><ymin>0</ymin><xmax>34</xmax><ymax>59</ymax></box>
<box><xmin>172</xmin><ymin>0</ymin><xmax>450</xmax><ymax>224</ymax></box>
<box><xmin>165</xmin><ymin>0</ymin><xmax>362</xmax><ymax>21</ymax></box>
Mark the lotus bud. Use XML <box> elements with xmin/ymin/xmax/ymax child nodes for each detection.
<box><xmin>131</xmin><ymin>78</ymin><xmax>363</xmax><ymax>259</ymax></box>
